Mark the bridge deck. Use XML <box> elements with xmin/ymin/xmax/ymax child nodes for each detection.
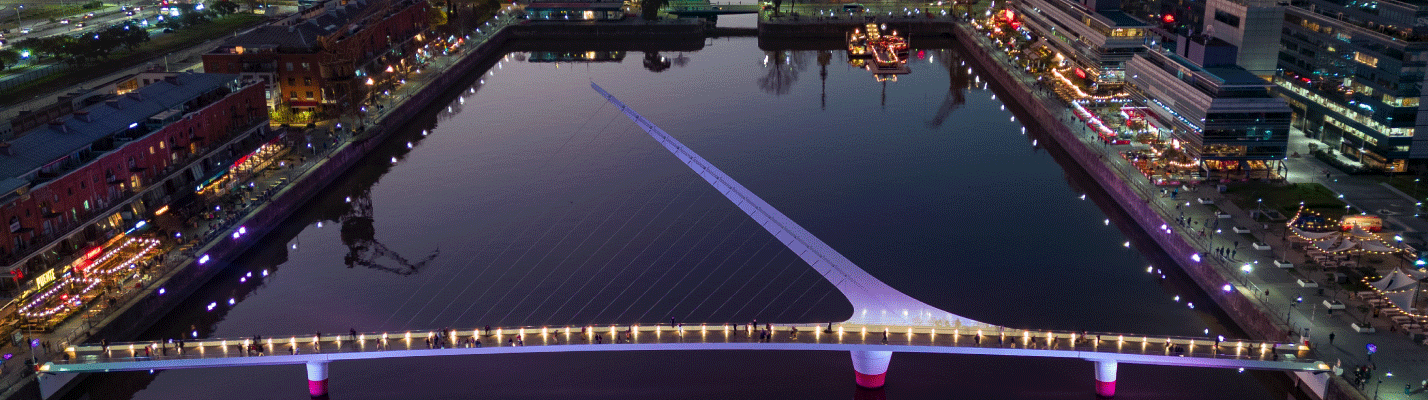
<box><xmin>45</xmin><ymin>324</ymin><xmax>1326</xmax><ymax>374</ymax></box>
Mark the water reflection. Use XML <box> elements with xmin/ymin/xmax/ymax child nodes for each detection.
<box><xmin>759</xmin><ymin>50</ymin><xmax>804</xmax><ymax>96</ymax></box>
<box><xmin>643</xmin><ymin>52</ymin><xmax>672</xmax><ymax>72</ymax></box>
<box><xmin>925</xmin><ymin>49</ymin><xmax>971</xmax><ymax>128</ymax></box>
<box><xmin>339</xmin><ymin>187</ymin><xmax>441</xmax><ymax>275</ymax></box>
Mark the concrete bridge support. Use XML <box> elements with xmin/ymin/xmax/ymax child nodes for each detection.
<box><xmin>1093</xmin><ymin>359</ymin><xmax>1117</xmax><ymax>397</ymax></box>
<box><xmin>850</xmin><ymin>350</ymin><xmax>893</xmax><ymax>388</ymax></box>
<box><xmin>307</xmin><ymin>361</ymin><xmax>330</xmax><ymax>397</ymax></box>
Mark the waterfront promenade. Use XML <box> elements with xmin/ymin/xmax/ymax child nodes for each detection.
<box><xmin>0</xmin><ymin>7</ymin><xmax>524</xmax><ymax>399</ymax></box>
<box><xmin>954</xmin><ymin>18</ymin><xmax>1421</xmax><ymax>400</ymax></box>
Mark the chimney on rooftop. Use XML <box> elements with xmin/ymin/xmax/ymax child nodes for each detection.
<box><xmin>72</xmin><ymin>110</ymin><xmax>91</xmax><ymax>123</ymax></box>
<box><xmin>106</xmin><ymin>99</ymin><xmax>121</xmax><ymax>109</ymax></box>
<box><xmin>48</xmin><ymin>120</ymin><xmax>68</xmax><ymax>134</ymax></box>
<box><xmin>0</xmin><ymin>142</ymin><xmax>12</xmax><ymax>156</ymax></box>
<box><xmin>126</xmin><ymin>92</ymin><xmax>143</xmax><ymax>101</ymax></box>
<box><xmin>164</xmin><ymin>75</ymin><xmax>180</xmax><ymax>85</ymax></box>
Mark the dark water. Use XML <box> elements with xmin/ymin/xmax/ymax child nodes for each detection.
<box><xmin>67</xmin><ymin>35</ymin><xmax>1297</xmax><ymax>399</ymax></box>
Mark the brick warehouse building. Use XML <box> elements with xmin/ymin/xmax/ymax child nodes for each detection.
<box><xmin>202</xmin><ymin>0</ymin><xmax>431</xmax><ymax>120</ymax></box>
<box><xmin>0</xmin><ymin>73</ymin><xmax>268</xmax><ymax>289</ymax></box>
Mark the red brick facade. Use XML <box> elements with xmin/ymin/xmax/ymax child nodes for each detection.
<box><xmin>203</xmin><ymin>0</ymin><xmax>431</xmax><ymax>114</ymax></box>
<box><xmin>0</xmin><ymin>83</ymin><xmax>267</xmax><ymax>260</ymax></box>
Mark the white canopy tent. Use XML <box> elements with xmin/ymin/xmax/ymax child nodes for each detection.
<box><xmin>1383</xmin><ymin>290</ymin><xmax>1418</xmax><ymax>312</ymax></box>
<box><xmin>1372</xmin><ymin>269</ymin><xmax>1421</xmax><ymax>292</ymax></box>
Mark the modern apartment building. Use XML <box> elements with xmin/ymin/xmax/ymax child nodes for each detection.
<box><xmin>1014</xmin><ymin>0</ymin><xmax>1153</xmax><ymax>93</ymax></box>
<box><xmin>1275</xmin><ymin>0</ymin><xmax>1428</xmax><ymax>171</ymax></box>
<box><xmin>1127</xmin><ymin>48</ymin><xmax>1292</xmax><ymax>177</ymax></box>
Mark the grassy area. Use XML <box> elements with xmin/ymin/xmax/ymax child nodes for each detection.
<box><xmin>145</xmin><ymin>13</ymin><xmax>266</xmax><ymax>49</ymax></box>
<box><xmin>1372</xmin><ymin>174</ymin><xmax>1428</xmax><ymax>205</ymax></box>
<box><xmin>1222</xmin><ymin>182</ymin><xmax>1348</xmax><ymax>221</ymax></box>
<box><xmin>0</xmin><ymin>13</ymin><xmax>267</xmax><ymax>107</ymax></box>
<box><xmin>0</xmin><ymin>62</ymin><xmax>45</xmax><ymax>77</ymax></box>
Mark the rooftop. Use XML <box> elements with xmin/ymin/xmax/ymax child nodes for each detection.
<box><xmin>1098</xmin><ymin>10</ymin><xmax>1150</xmax><ymax>27</ymax></box>
<box><xmin>0</xmin><ymin>73</ymin><xmax>239</xmax><ymax>194</ymax></box>
<box><xmin>213</xmin><ymin>0</ymin><xmax>412</xmax><ymax>52</ymax></box>
<box><xmin>1203</xmin><ymin>66</ymin><xmax>1267</xmax><ymax>86</ymax></box>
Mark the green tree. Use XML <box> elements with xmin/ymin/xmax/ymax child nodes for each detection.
<box><xmin>0</xmin><ymin>49</ymin><xmax>20</xmax><ymax>71</ymax></box>
<box><xmin>640</xmin><ymin>0</ymin><xmax>666</xmax><ymax>20</ymax></box>
<box><xmin>213</xmin><ymin>1</ymin><xmax>240</xmax><ymax>16</ymax></box>
<box><xmin>428</xmin><ymin>7</ymin><xmax>448</xmax><ymax>25</ymax></box>
<box><xmin>119</xmin><ymin>23</ymin><xmax>151</xmax><ymax>51</ymax></box>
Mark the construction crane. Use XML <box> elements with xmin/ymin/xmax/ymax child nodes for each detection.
<box><xmin>926</xmin><ymin>49</ymin><xmax>970</xmax><ymax>128</ymax></box>
<box><xmin>340</xmin><ymin>188</ymin><xmax>440</xmax><ymax>275</ymax></box>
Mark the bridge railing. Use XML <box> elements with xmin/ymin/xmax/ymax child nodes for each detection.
<box><xmin>49</xmin><ymin>323</ymin><xmax>1319</xmax><ymax>368</ymax></box>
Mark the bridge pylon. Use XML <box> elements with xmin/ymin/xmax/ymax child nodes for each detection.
<box><xmin>1092</xmin><ymin>359</ymin><xmax>1117</xmax><ymax>397</ymax></box>
<box><xmin>591</xmin><ymin>83</ymin><xmax>995</xmax><ymax>329</ymax></box>
<box><xmin>308</xmin><ymin>361</ymin><xmax>330</xmax><ymax>397</ymax></box>
<box><xmin>850</xmin><ymin>350</ymin><xmax>893</xmax><ymax>388</ymax></box>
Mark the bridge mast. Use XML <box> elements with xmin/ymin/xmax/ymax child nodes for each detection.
<box><xmin>591</xmin><ymin>83</ymin><xmax>992</xmax><ymax>329</ymax></box>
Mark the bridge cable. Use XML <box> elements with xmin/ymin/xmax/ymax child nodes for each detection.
<box><xmin>436</xmin><ymin>182</ymin><xmax>625</xmax><ymax>327</ymax></box>
<box><xmin>574</xmin><ymin>191</ymin><xmax>728</xmax><ymax>323</ymax></box>
<box><xmin>607</xmin><ymin>210</ymin><xmax>746</xmax><ymax>323</ymax></box>
<box><xmin>792</xmin><ymin>287</ymin><xmax>838</xmax><ymax>322</ymax></box>
<box><xmin>707</xmin><ymin>256</ymin><xmax>801</xmax><ymax>320</ymax></box>
<box><xmin>378</xmin><ymin>97</ymin><xmax>613</xmax><ymax>329</ymax></box>
<box><xmin>676</xmin><ymin>235</ymin><xmax>777</xmax><ymax>322</ymax></box>
<box><xmin>528</xmin><ymin>175</ymin><xmax>687</xmax><ymax>325</ymax></box>
<box><xmin>476</xmin><ymin>181</ymin><xmax>699</xmax><ymax>325</ymax></box>
<box><xmin>744</xmin><ymin>257</ymin><xmax>816</xmax><ymax>320</ymax></box>
<box><xmin>769</xmin><ymin>270</ymin><xmax>830</xmax><ymax>322</ymax></box>
<box><xmin>632</xmin><ymin>217</ymin><xmax>757</xmax><ymax>323</ymax></box>
<box><xmin>519</xmin><ymin>178</ymin><xmax>683</xmax><ymax>325</ymax></box>
<box><xmin>495</xmin><ymin>176</ymin><xmax>671</xmax><ymax>326</ymax></box>
<box><xmin>399</xmin><ymin>112</ymin><xmax>630</xmax><ymax>328</ymax></box>
<box><xmin>584</xmin><ymin>195</ymin><xmax>725</xmax><ymax>323</ymax></box>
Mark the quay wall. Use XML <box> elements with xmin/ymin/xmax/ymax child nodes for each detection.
<box><xmin>758</xmin><ymin>18</ymin><xmax>956</xmax><ymax>39</ymax></box>
<box><xmin>85</xmin><ymin>29</ymin><xmax>517</xmax><ymax>346</ymax></box>
<box><xmin>84</xmin><ymin>17</ymin><xmax>715</xmax><ymax>347</ymax></box>
<box><xmin>947</xmin><ymin>22</ymin><xmax>1364</xmax><ymax>400</ymax></box>
<box><xmin>507</xmin><ymin>20</ymin><xmax>705</xmax><ymax>39</ymax></box>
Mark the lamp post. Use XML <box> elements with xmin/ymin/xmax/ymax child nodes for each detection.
<box><xmin>1257</xmin><ymin>198</ymin><xmax>1264</xmax><ymax>221</ymax></box>
<box><xmin>1241</xmin><ymin>263</ymin><xmax>1253</xmax><ymax>285</ymax></box>
<box><xmin>1396</xmin><ymin>235</ymin><xmax>1404</xmax><ymax>268</ymax></box>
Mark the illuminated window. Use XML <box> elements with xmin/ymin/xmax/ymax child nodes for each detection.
<box><xmin>1354</xmin><ymin>52</ymin><xmax>1379</xmax><ymax>67</ymax></box>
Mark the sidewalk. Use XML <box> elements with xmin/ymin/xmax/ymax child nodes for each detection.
<box><xmin>962</xmin><ymin>21</ymin><xmax>1426</xmax><ymax>399</ymax></box>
